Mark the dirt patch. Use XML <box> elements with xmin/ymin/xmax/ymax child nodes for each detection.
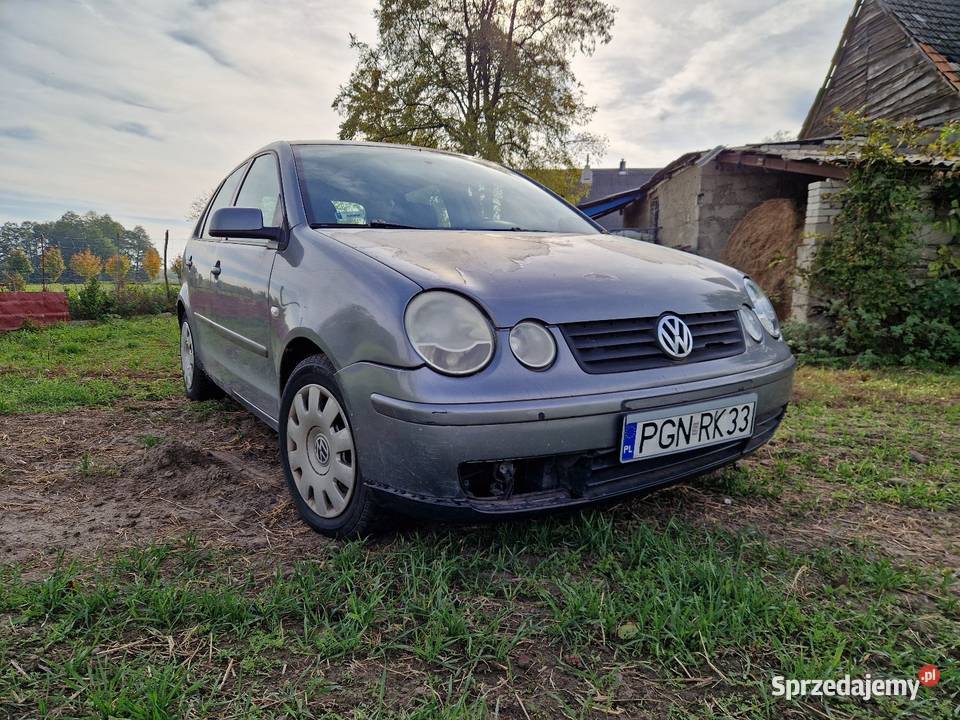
<box><xmin>0</xmin><ymin>398</ymin><xmax>323</xmax><ymax>566</ymax></box>
<box><xmin>2</xmin><ymin>397</ymin><xmax>956</xmax><ymax>572</ymax></box>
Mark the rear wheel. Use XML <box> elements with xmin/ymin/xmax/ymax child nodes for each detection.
<box><xmin>180</xmin><ymin>318</ymin><xmax>223</xmax><ymax>401</ymax></box>
<box><xmin>279</xmin><ymin>355</ymin><xmax>383</xmax><ymax>538</ymax></box>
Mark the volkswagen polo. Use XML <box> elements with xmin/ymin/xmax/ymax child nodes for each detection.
<box><xmin>178</xmin><ymin>141</ymin><xmax>795</xmax><ymax>537</ymax></box>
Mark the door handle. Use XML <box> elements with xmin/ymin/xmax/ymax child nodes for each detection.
<box><xmin>185</xmin><ymin>256</ymin><xmax>193</xmax><ymax>269</ymax></box>
<box><xmin>211</xmin><ymin>261</ymin><xmax>221</xmax><ymax>278</ymax></box>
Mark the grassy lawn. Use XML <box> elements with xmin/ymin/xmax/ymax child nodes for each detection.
<box><xmin>0</xmin><ymin>317</ymin><xmax>957</xmax><ymax>718</ymax></box>
<box><xmin>0</xmin><ymin>316</ymin><xmax>180</xmax><ymax>413</ymax></box>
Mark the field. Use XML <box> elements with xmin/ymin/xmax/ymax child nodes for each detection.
<box><xmin>0</xmin><ymin>317</ymin><xmax>957</xmax><ymax>718</ymax></box>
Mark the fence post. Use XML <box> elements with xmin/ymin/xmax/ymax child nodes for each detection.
<box><xmin>40</xmin><ymin>233</ymin><xmax>47</xmax><ymax>292</ymax></box>
<box><xmin>115</xmin><ymin>230</ymin><xmax>121</xmax><ymax>297</ymax></box>
<box><xmin>163</xmin><ymin>229</ymin><xmax>170</xmax><ymax>301</ymax></box>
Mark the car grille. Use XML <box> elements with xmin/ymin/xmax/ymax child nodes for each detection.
<box><xmin>560</xmin><ymin>310</ymin><xmax>745</xmax><ymax>374</ymax></box>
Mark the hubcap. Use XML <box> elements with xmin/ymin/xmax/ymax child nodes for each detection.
<box><xmin>286</xmin><ymin>384</ymin><xmax>356</xmax><ymax>518</ymax></box>
<box><xmin>180</xmin><ymin>322</ymin><xmax>195</xmax><ymax>390</ymax></box>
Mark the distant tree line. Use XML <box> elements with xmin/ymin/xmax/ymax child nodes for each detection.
<box><xmin>0</xmin><ymin>211</ymin><xmax>163</xmax><ymax>289</ymax></box>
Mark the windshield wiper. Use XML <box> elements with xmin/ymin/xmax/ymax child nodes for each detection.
<box><xmin>310</xmin><ymin>221</ymin><xmax>424</xmax><ymax>230</ymax></box>
<box><xmin>367</xmin><ymin>221</ymin><xmax>423</xmax><ymax>229</ymax></box>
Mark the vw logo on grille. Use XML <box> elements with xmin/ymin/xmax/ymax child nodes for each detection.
<box><xmin>656</xmin><ymin>314</ymin><xmax>694</xmax><ymax>359</ymax></box>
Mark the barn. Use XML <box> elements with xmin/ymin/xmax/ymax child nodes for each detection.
<box><xmin>579</xmin><ymin>0</ymin><xmax>960</xmax><ymax>321</ymax></box>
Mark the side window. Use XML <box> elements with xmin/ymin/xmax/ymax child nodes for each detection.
<box><xmin>235</xmin><ymin>154</ymin><xmax>283</xmax><ymax>228</ymax></box>
<box><xmin>201</xmin><ymin>163</ymin><xmax>248</xmax><ymax>239</ymax></box>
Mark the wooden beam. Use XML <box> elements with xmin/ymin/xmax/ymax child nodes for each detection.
<box><xmin>716</xmin><ymin>151</ymin><xmax>850</xmax><ymax>180</ymax></box>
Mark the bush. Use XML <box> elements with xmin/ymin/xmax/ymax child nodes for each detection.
<box><xmin>113</xmin><ymin>284</ymin><xmax>176</xmax><ymax>317</ymax></box>
<box><xmin>68</xmin><ymin>279</ymin><xmax>175</xmax><ymax>320</ymax></box>
<box><xmin>803</xmin><ymin>113</ymin><xmax>960</xmax><ymax>366</ymax></box>
<box><xmin>68</xmin><ymin>277</ymin><xmax>112</xmax><ymax>320</ymax></box>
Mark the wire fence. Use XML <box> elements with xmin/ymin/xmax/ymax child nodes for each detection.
<box><xmin>3</xmin><ymin>233</ymin><xmax>178</xmax><ymax>288</ymax></box>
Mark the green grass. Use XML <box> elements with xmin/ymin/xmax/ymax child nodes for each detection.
<box><xmin>0</xmin><ymin>319</ymin><xmax>957</xmax><ymax>716</ymax></box>
<box><xmin>0</xmin><ymin>316</ymin><xmax>180</xmax><ymax>413</ymax></box>
<box><xmin>1</xmin><ymin>520</ymin><xmax>955</xmax><ymax>719</ymax></box>
<box><xmin>707</xmin><ymin>366</ymin><xmax>960</xmax><ymax>511</ymax></box>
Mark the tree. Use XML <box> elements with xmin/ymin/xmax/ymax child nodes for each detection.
<box><xmin>41</xmin><ymin>246</ymin><xmax>65</xmax><ymax>283</ymax></box>
<box><xmin>70</xmin><ymin>249</ymin><xmax>103</xmax><ymax>282</ymax></box>
<box><xmin>123</xmin><ymin>225</ymin><xmax>153</xmax><ymax>276</ymax></box>
<box><xmin>143</xmin><ymin>247</ymin><xmax>162</xmax><ymax>281</ymax></box>
<box><xmin>0</xmin><ymin>222</ymin><xmax>35</xmax><ymax>265</ymax></box>
<box><xmin>2</xmin><ymin>248</ymin><xmax>32</xmax><ymax>292</ymax></box>
<box><xmin>105</xmin><ymin>254</ymin><xmax>132</xmax><ymax>286</ymax></box>
<box><xmin>333</xmin><ymin>0</ymin><xmax>615</xmax><ymax>187</ymax></box>
<box><xmin>170</xmin><ymin>254</ymin><xmax>186</xmax><ymax>283</ymax></box>
<box><xmin>4</xmin><ymin>247</ymin><xmax>32</xmax><ymax>277</ymax></box>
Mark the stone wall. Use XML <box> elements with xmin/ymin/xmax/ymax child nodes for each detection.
<box><xmin>788</xmin><ymin>179</ymin><xmax>952</xmax><ymax>323</ymax></box>
<box><xmin>696</xmin><ymin>163</ymin><xmax>811</xmax><ymax>260</ymax></box>
<box><xmin>625</xmin><ymin>164</ymin><xmax>702</xmax><ymax>250</ymax></box>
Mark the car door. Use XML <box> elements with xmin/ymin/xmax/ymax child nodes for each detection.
<box><xmin>187</xmin><ymin>161</ymin><xmax>249</xmax><ymax>385</ymax></box>
<box><xmin>203</xmin><ymin>152</ymin><xmax>284</xmax><ymax>421</ymax></box>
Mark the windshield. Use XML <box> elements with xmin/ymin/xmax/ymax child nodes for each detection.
<box><xmin>293</xmin><ymin>144</ymin><xmax>598</xmax><ymax>234</ymax></box>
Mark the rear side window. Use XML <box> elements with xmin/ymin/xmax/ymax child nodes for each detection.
<box><xmin>201</xmin><ymin>163</ymin><xmax>248</xmax><ymax>239</ymax></box>
<box><xmin>235</xmin><ymin>154</ymin><xmax>283</xmax><ymax>227</ymax></box>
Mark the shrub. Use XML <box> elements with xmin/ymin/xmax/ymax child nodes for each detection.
<box><xmin>68</xmin><ymin>279</ymin><xmax>176</xmax><ymax>321</ymax></box>
<box><xmin>113</xmin><ymin>283</ymin><xmax>176</xmax><ymax>316</ymax></box>
<box><xmin>68</xmin><ymin>277</ymin><xmax>112</xmax><ymax>320</ymax></box>
<box><xmin>802</xmin><ymin>114</ymin><xmax>960</xmax><ymax>366</ymax></box>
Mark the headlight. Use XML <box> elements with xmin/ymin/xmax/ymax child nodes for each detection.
<box><xmin>739</xmin><ymin>305</ymin><xmax>763</xmax><ymax>342</ymax></box>
<box><xmin>404</xmin><ymin>291</ymin><xmax>495</xmax><ymax>375</ymax></box>
<box><xmin>509</xmin><ymin>320</ymin><xmax>556</xmax><ymax>369</ymax></box>
<box><xmin>743</xmin><ymin>278</ymin><xmax>780</xmax><ymax>338</ymax></box>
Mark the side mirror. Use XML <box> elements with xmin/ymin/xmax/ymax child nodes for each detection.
<box><xmin>209</xmin><ymin>207</ymin><xmax>280</xmax><ymax>241</ymax></box>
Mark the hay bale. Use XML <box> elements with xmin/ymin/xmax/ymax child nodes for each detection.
<box><xmin>722</xmin><ymin>198</ymin><xmax>802</xmax><ymax>318</ymax></box>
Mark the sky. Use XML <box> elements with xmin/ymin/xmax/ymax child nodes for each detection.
<box><xmin>0</xmin><ymin>0</ymin><xmax>852</xmax><ymax>257</ymax></box>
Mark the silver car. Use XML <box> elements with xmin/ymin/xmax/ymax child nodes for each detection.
<box><xmin>178</xmin><ymin>141</ymin><xmax>795</xmax><ymax>537</ymax></box>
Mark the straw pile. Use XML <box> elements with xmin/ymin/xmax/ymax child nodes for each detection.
<box><xmin>722</xmin><ymin>198</ymin><xmax>803</xmax><ymax>318</ymax></box>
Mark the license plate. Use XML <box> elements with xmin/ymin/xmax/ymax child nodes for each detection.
<box><xmin>620</xmin><ymin>394</ymin><xmax>757</xmax><ymax>463</ymax></box>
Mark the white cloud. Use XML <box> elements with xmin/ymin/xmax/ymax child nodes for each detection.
<box><xmin>574</xmin><ymin>0</ymin><xmax>851</xmax><ymax>166</ymax></box>
<box><xmin>0</xmin><ymin>0</ymin><xmax>852</xmax><ymax>255</ymax></box>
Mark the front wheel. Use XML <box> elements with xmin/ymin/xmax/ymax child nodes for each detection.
<box><xmin>180</xmin><ymin>318</ymin><xmax>223</xmax><ymax>401</ymax></box>
<box><xmin>279</xmin><ymin>355</ymin><xmax>384</xmax><ymax>538</ymax></box>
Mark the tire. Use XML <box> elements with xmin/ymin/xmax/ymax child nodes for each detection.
<box><xmin>180</xmin><ymin>317</ymin><xmax>223</xmax><ymax>401</ymax></box>
<box><xmin>279</xmin><ymin>354</ymin><xmax>384</xmax><ymax>538</ymax></box>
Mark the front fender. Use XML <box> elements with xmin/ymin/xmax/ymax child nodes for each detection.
<box><xmin>269</xmin><ymin>225</ymin><xmax>425</xmax><ymax>373</ymax></box>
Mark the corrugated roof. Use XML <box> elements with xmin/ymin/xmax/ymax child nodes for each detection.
<box><xmin>579</xmin><ymin>167</ymin><xmax>660</xmax><ymax>204</ymax></box>
<box><xmin>729</xmin><ymin>136</ymin><xmax>958</xmax><ymax>167</ymax></box>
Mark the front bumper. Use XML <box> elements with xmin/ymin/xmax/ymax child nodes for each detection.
<box><xmin>338</xmin><ymin>355</ymin><xmax>796</xmax><ymax>519</ymax></box>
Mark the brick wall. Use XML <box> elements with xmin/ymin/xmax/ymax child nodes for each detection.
<box><xmin>790</xmin><ymin>179</ymin><xmax>845</xmax><ymax>323</ymax></box>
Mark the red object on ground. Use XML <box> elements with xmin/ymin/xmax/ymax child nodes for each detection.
<box><xmin>0</xmin><ymin>291</ymin><xmax>70</xmax><ymax>331</ymax></box>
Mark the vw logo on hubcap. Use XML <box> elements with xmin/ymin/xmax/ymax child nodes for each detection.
<box><xmin>656</xmin><ymin>314</ymin><xmax>694</xmax><ymax>359</ymax></box>
<box><xmin>315</xmin><ymin>435</ymin><xmax>331</xmax><ymax>466</ymax></box>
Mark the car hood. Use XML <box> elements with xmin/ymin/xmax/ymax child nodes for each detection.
<box><xmin>319</xmin><ymin>228</ymin><xmax>747</xmax><ymax>326</ymax></box>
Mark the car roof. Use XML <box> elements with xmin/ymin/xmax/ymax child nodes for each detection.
<box><xmin>253</xmin><ymin>139</ymin><xmax>493</xmax><ymax>165</ymax></box>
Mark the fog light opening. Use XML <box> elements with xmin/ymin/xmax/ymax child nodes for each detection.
<box><xmin>491</xmin><ymin>462</ymin><xmax>516</xmax><ymax>499</ymax></box>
